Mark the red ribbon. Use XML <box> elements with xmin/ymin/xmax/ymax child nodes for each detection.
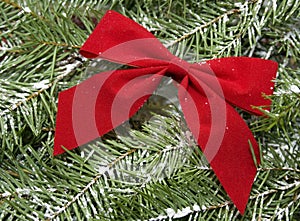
<box><xmin>54</xmin><ymin>10</ymin><xmax>278</xmax><ymax>214</ymax></box>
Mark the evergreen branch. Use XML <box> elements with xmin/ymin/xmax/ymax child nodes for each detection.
<box><xmin>253</xmin><ymin>181</ymin><xmax>300</xmax><ymax>198</ymax></box>
<box><xmin>5</xmin><ymin>169</ymin><xmax>32</xmax><ymax>178</ymax></box>
<box><xmin>0</xmin><ymin>58</ymin><xmax>83</xmax><ymax>118</ymax></box>
<box><xmin>46</xmin><ymin>148</ymin><xmax>137</xmax><ymax>220</ymax></box>
<box><xmin>0</xmin><ymin>187</ymin><xmax>58</xmax><ymax>200</ymax></box>
<box><xmin>1</xmin><ymin>0</ymin><xmax>45</xmax><ymax>20</ymax></box>
<box><xmin>146</xmin><ymin>201</ymin><xmax>233</xmax><ymax>221</ymax></box>
<box><xmin>165</xmin><ymin>0</ymin><xmax>259</xmax><ymax>49</ymax></box>
<box><xmin>258</xmin><ymin>167</ymin><xmax>300</xmax><ymax>173</ymax></box>
<box><xmin>108</xmin><ymin>148</ymin><xmax>137</xmax><ymax>168</ymax></box>
<box><xmin>2</xmin><ymin>0</ymin><xmax>24</xmax><ymax>11</ymax></box>
<box><xmin>216</xmin><ymin>32</ymin><xmax>242</xmax><ymax>57</ymax></box>
<box><xmin>166</xmin><ymin>8</ymin><xmax>240</xmax><ymax>48</ymax></box>
<box><xmin>273</xmin><ymin>194</ymin><xmax>300</xmax><ymax>219</ymax></box>
<box><xmin>147</xmin><ymin>180</ymin><xmax>299</xmax><ymax>220</ymax></box>
<box><xmin>0</xmin><ymin>46</ymin><xmax>24</xmax><ymax>54</ymax></box>
<box><xmin>39</xmin><ymin>41</ymin><xmax>81</xmax><ymax>49</ymax></box>
<box><xmin>194</xmin><ymin>167</ymin><xmax>300</xmax><ymax>173</ymax></box>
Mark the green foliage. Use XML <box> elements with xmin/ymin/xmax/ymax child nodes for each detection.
<box><xmin>0</xmin><ymin>0</ymin><xmax>299</xmax><ymax>220</ymax></box>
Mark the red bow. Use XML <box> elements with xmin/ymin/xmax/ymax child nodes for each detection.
<box><xmin>54</xmin><ymin>10</ymin><xmax>278</xmax><ymax>214</ymax></box>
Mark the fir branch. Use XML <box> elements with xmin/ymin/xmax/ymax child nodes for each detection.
<box><xmin>1</xmin><ymin>0</ymin><xmax>45</xmax><ymax>20</ymax></box>
<box><xmin>0</xmin><ymin>58</ymin><xmax>84</xmax><ymax>118</ymax></box>
<box><xmin>166</xmin><ymin>8</ymin><xmax>241</xmax><ymax>48</ymax></box>
<box><xmin>46</xmin><ymin>148</ymin><xmax>137</xmax><ymax>220</ymax></box>
<box><xmin>38</xmin><ymin>41</ymin><xmax>81</xmax><ymax>49</ymax></box>
<box><xmin>145</xmin><ymin>180</ymin><xmax>300</xmax><ymax>220</ymax></box>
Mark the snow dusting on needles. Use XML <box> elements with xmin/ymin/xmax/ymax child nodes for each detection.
<box><xmin>23</xmin><ymin>7</ymin><xmax>32</xmax><ymax>13</ymax></box>
<box><xmin>32</xmin><ymin>80</ymin><xmax>50</xmax><ymax>90</ymax></box>
<box><xmin>274</xmin><ymin>84</ymin><xmax>300</xmax><ymax>95</ymax></box>
<box><xmin>0</xmin><ymin>188</ymin><xmax>32</xmax><ymax>198</ymax></box>
<box><xmin>0</xmin><ymin>47</ymin><xmax>10</xmax><ymax>51</ymax></box>
<box><xmin>1</xmin><ymin>192</ymin><xmax>11</xmax><ymax>198</ymax></box>
<box><xmin>147</xmin><ymin>204</ymin><xmax>205</xmax><ymax>221</ymax></box>
<box><xmin>290</xmin><ymin>85</ymin><xmax>300</xmax><ymax>93</ymax></box>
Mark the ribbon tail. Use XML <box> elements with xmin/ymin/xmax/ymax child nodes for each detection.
<box><xmin>54</xmin><ymin>67</ymin><xmax>166</xmax><ymax>155</ymax></box>
<box><xmin>178</xmin><ymin>76</ymin><xmax>259</xmax><ymax>214</ymax></box>
<box><xmin>209</xmin><ymin>104</ymin><xmax>259</xmax><ymax>214</ymax></box>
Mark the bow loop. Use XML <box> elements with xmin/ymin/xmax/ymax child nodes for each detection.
<box><xmin>80</xmin><ymin>11</ymin><xmax>174</xmax><ymax>65</ymax></box>
<box><xmin>206</xmin><ymin>57</ymin><xmax>277</xmax><ymax>115</ymax></box>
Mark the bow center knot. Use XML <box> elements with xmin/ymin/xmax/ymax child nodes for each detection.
<box><xmin>167</xmin><ymin>57</ymin><xmax>191</xmax><ymax>81</ymax></box>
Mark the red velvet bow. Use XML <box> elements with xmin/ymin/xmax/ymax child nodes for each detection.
<box><xmin>54</xmin><ymin>10</ymin><xmax>278</xmax><ymax>214</ymax></box>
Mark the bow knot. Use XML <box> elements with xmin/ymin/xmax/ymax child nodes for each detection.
<box><xmin>167</xmin><ymin>57</ymin><xmax>191</xmax><ymax>81</ymax></box>
<box><xmin>167</xmin><ymin>57</ymin><xmax>191</xmax><ymax>79</ymax></box>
